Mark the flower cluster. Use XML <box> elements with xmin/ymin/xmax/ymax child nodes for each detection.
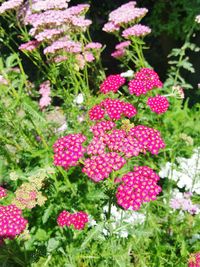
<box><xmin>159</xmin><ymin>148</ymin><xmax>200</xmax><ymax>194</ymax></box>
<box><xmin>90</xmin><ymin>120</ymin><xmax>116</xmax><ymax>137</ymax></box>
<box><xmin>128</xmin><ymin>68</ymin><xmax>163</xmax><ymax>96</ymax></box>
<box><xmin>122</xmin><ymin>24</ymin><xmax>151</xmax><ymax>38</ymax></box>
<box><xmin>111</xmin><ymin>41</ymin><xmax>131</xmax><ymax>59</ymax></box>
<box><xmin>12</xmin><ymin>182</ymin><xmax>47</xmax><ymax>209</ymax></box>
<box><xmin>147</xmin><ymin>95</ymin><xmax>169</xmax><ymax>114</ymax></box>
<box><xmin>100</xmin><ymin>74</ymin><xmax>126</xmax><ymax>94</ymax></box>
<box><xmin>103</xmin><ymin>1</ymin><xmax>148</xmax><ymax>29</ymax></box>
<box><xmin>0</xmin><ymin>187</ymin><xmax>7</xmax><ymax>199</ymax></box>
<box><xmin>188</xmin><ymin>252</ymin><xmax>200</xmax><ymax>267</ymax></box>
<box><xmin>82</xmin><ymin>153</ymin><xmax>126</xmax><ymax>182</ymax></box>
<box><xmin>19</xmin><ymin>40</ymin><xmax>40</xmax><ymax>52</ymax></box>
<box><xmin>116</xmin><ymin>166</ymin><xmax>161</xmax><ymax>210</ymax></box>
<box><xmin>57</xmin><ymin>210</ymin><xmax>88</xmax><ymax>230</ymax></box>
<box><xmin>31</xmin><ymin>0</ymin><xmax>70</xmax><ymax>13</ymax></box>
<box><xmin>39</xmin><ymin>80</ymin><xmax>51</xmax><ymax>109</ymax></box>
<box><xmin>0</xmin><ymin>205</ymin><xmax>28</xmax><ymax>241</ymax></box>
<box><xmin>17</xmin><ymin>2</ymin><xmax>101</xmax><ymax>66</ymax></box>
<box><xmin>53</xmin><ymin>134</ymin><xmax>86</xmax><ymax>169</ymax></box>
<box><xmin>0</xmin><ymin>0</ymin><xmax>23</xmax><ymax>14</ymax></box>
<box><xmin>129</xmin><ymin>125</ymin><xmax>165</xmax><ymax>154</ymax></box>
<box><xmin>170</xmin><ymin>191</ymin><xmax>200</xmax><ymax>215</ymax></box>
<box><xmin>89</xmin><ymin>98</ymin><xmax>137</xmax><ymax>121</ymax></box>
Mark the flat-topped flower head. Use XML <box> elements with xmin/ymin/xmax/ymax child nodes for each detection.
<box><xmin>100</xmin><ymin>75</ymin><xmax>126</xmax><ymax>94</ymax></box>
<box><xmin>108</xmin><ymin>2</ymin><xmax>147</xmax><ymax>26</ymax></box>
<box><xmin>129</xmin><ymin>125</ymin><xmax>165</xmax><ymax>154</ymax></box>
<box><xmin>89</xmin><ymin>98</ymin><xmax>137</xmax><ymax>121</ymax></box>
<box><xmin>102</xmin><ymin>21</ymin><xmax>120</xmax><ymax>33</ymax></box>
<box><xmin>85</xmin><ymin>42</ymin><xmax>102</xmax><ymax>50</ymax></box>
<box><xmin>31</xmin><ymin>0</ymin><xmax>69</xmax><ymax>12</ymax></box>
<box><xmin>19</xmin><ymin>40</ymin><xmax>40</xmax><ymax>51</ymax></box>
<box><xmin>122</xmin><ymin>24</ymin><xmax>151</xmax><ymax>38</ymax></box>
<box><xmin>147</xmin><ymin>95</ymin><xmax>169</xmax><ymax>114</ymax></box>
<box><xmin>0</xmin><ymin>205</ymin><xmax>28</xmax><ymax>240</ymax></box>
<box><xmin>128</xmin><ymin>68</ymin><xmax>163</xmax><ymax>96</ymax></box>
<box><xmin>0</xmin><ymin>0</ymin><xmax>23</xmax><ymax>14</ymax></box>
<box><xmin>90</xmin><ymin>120</ymin><xmax>116</xmax><ymax>137</ymax></box>
<box><xmin>116</xmin><ymin>166</ymin><xmax>161</xmax><ymax>210</ymax></box>
<box><xmin>82</xmin><ymin>153</ymin><xmax>126</xmax><ymax>182</ymax></box>
<box><xmin>53</xmin><ymin>134</ymin><xmax>86</xmax><ymax>169</ymax></box>
<box><xmin>57</xmin><ymin>210</ymin><xmax>88</xmax><ymax>230</ymax></box>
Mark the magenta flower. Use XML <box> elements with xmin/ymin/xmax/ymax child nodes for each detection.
<box><xmin>89</xmin><ymin>98</ymin><xmax>137</xmax><ymax>121</ymax></box>
<box><xmin>116</xmin><ymin>166</ymin><xmax>161</xmax><ymax>210</ymax></box>
<box><xmin>0</xmin><ymin>205</ymin><xmax>28</xmax><ymax>240</ymax></box>
<box><xmin>53</xmin><ymin>134</ymin><xmax>86</xmax><ymax>169</ymax></box>
<box><xmin>100</xmin><ymin>74</ymin><xmax>126</xmax><ymax>94</ymax></box>
<box><xmin>57</xmin><ymin>211</ymin><xmax>88</xmax><ymax>230</ymax></box>
<box><xmin>128</xmin><ymin>68</ymin><xmax>163</xmax><ymax>96</ymax></box>
<box><xmin>147</xmin><ymin>95</ymin><xmax>169</xmax><ymax>114</ymax></box>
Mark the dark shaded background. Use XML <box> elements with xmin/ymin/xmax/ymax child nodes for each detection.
<box><xmin>71</xmin><ymin>0</ymin><xmax>200</xmax><ymax>105</ymax></box>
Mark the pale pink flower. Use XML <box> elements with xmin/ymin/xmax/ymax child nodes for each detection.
<box><xmin>0</xmin><ymin>0</ymin><xmax>23</xmax><ymax>14</ymax></box>
<box><xmin>108</xmin><ymin>3</ymin><xmax>148</xmax><ymax>26</ymax></box>
<box><xmin>34</xmin><ymin>28</ymin><xmax>64</xmax><ymax>41</ymax></box>
<box><xmin>111</xmin><ymin>49</ymin><xmax>125</xmax><ymax>59</ymax></box>
<box><xmin>115</xmin><ymin>41</ymin><xmax>131</xmax><ymax>50</ymax></box>
<box><xmin>31</xmin><ymin>0</ymin><xmax>69</xmax><ymax>12</ymax></box>
<box><xmin>85</xmin><ymin>42</ymin><xmax>102</xmax><ymax>50</ymax></box>
<box><xmin>102</xmin><ymin>22</ymin><xmax>120</xmax><ymax>33</ymax></box>
<box><xmin>84</xmin><ymin>52</ymin><xmax>95</xmax><ymax>62</ymax></box>
<box><xmin>122</xmin><ymin>24</ymin><xmax>151</xmax><ymax>38</ymax></box>
<box><xmin>19</xmin><ymin>40</ymin><xmax>40</xmax><ymax>51</ymax></box>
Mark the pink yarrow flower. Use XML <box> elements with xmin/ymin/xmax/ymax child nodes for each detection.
<box><xmin>107</xmin><ymin>2</ymin><xmax>148</xmax><ymax>26</ymax></box>
<box><xmin>19</xmin><ymin>40</ymin><xmax>40</xmax><ymax>51</ymax></box>
<box><xmin>0</xmin><ymin>205</ymin><xmax>28</xmax><ymax>240</ymax></box>
<box><xmin>102</xmin><ymin>22</ymin><xmax>120</xmax><ymax>33</ymax></box>
<box><xmin>57</xmin><ymin>210</ymin><xmax>88</xmax><ymax>230</ymax></box>
<box><xmin>82</xmin><ymin>152</ymin><xmax>126</xmax><ymax>182</ymax></box>
<box><xmin>116</xmin><ymin>166</ymin><xmax>161</xmax><ymax>210</ymax></box>
<box><xmin>100</xmin><ymin>74</ymin><xmax>126</xmax><ymax>94</ymax></box>
<box><xmin>85</xmin><ymin>42</ymin><xmax>102</xmax><ymax>50</ymax></box>
<box><xmin>0</xmin><ymin>0</ymin><xmax>23</xmax><ymax>14</ymax></box>
<box><xmin>115</xmin><ymin>41</ymin><xmax>131</xmax><ymax>50</ymax></box>
<box><xmin>147</xmin><ymin>95</ymin><xmax>169</xmax><ymax>114</ymax></box>
<box><xmin>31</xmin><ymin>0</ymin><xmax>69</xmax><ymax>12</ymax></box>
<box><xmin>89</xmin><ymin>98</ymin><xmax>137</xmax><ymax>121</ymax></box>
<box><xmin>111</xmin><ymin>49</ymin><xmax>125</xmax><ymax>59</ymax></box>
<box><xmin>128</xmin><ymin>68</ymin><xmax>163</xmax><ymax>96</ymax></box>
<box><xmin>39</xmin><ymin>80</ymin><xmax>51</xmax><ymax>109</ymax></box>
<box><xmin>34</xmin><ymin>28</ymin><xmax>64</xmax><ymax>41</ymax></box>
<box><xmin>122</xmin><ymin>24</ymin><xmax>151</xmax><ymax>38</ymax></box>
<box><xmin>53</xmin><ymin>134</ymin><xmax>86</xmax><ymax>169</ymax></box>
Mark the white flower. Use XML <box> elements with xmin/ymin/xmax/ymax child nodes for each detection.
<box><xmin>120</xmin><ymin>70</ymin><xmax>134</xmax><ymax>78</ymax></box>
<box><xmin>160</xmin><ymin>148</ymin><xmax>200</xmax><ymax>194</ymax></box>
<box><xmin>74</xmin><ymin>93</ymin><xmax>84</xmax><ymax>104</ymax></box>
<box><xmin>102</xmin><ymin>228</ymin><xmax>109</xmax><ymax>236</ymax></box>
<box><xmin>118</xmin><ymin>230</ymin><xmax>128</xmax><ymax>238</ymax></box>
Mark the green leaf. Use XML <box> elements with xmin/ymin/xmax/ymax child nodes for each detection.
<box><xmin>42</xmin><ymin>204</ymin><xmax>54</xmax><ymax>224</ymax></box>
<box><xmin>35</xmin><ymin>229</ymin><xmax>49</xmax><ymax>241</ymax></box>
<box><xmin>47</xmin><ymin>238</ymin><xmax>60</xmax><ymax>252</ymax></box>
